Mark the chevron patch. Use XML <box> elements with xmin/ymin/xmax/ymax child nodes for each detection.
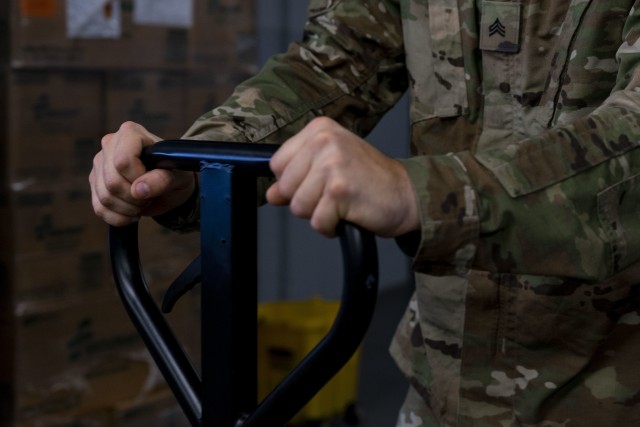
<box><xmin>489</xmin><ymin>18</ymin><xmax>506</xmax><ymax>37</ymax></box>
<box><xmin>480</xmin><ymin>1</ymin><xmax>521</xmax><ymax>53</ymax></box>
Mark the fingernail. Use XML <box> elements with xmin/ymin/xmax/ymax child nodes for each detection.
<box><xmin>135</xmin><ymin>182</ymin><xmax>150</xmax><ymax>199</ymax></box>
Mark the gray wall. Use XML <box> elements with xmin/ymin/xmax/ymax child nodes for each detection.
<box><xmin>255</xmin><ymin>0</ymin><xmax>412</xmax><ymax>300</ymax></box>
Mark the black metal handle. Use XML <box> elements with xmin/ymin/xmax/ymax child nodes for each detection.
<box><xmin>241</xmin><ymin>221</ymin><xmax>377</xmax><ymax>427</ymax></box>
<box><xmin>108</xmin><ymin>140</ymin><xmax>378</xmax><ymax>427</ymax></box>
<box><xmin>109</xmin><ymin>222</ymin><xmax>203</xmax><ymax>426</ymax></box>
<box><xmin>139</xmin><ymin>139</ymin><xmax>278</xmax><ymax>173</ymax></box>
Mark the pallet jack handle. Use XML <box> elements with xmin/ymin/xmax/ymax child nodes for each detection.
<box><xmin>109</xmin><ymin>140</ymin><xmax>379</xmax><ymax>427</ymax></box>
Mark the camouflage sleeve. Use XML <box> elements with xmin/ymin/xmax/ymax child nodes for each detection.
<box><xmin>154</xmin><ymin>0</ymin><xmax>407</xmax><ymax>232</ymax></box>
<box><xmin>403</xmin><ymin>4</ymin><xmax>640</xmax><ymax>282</ymax></box>
<box><xmin>182</xmin><ymin>0</ymin><xmax>407</xmax><ymax>144</ymax></box>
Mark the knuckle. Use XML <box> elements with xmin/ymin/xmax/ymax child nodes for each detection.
<box><xmin>100</xmin><ymin>133</ymin><xmax>113</xmax><ymax>148</ymax></box>
<box><xmin>92</xmin><ymin>200</ymin><xmax>105</xmax><ymax>217</ymax></box>
<box><xmin>112</xmin><ymin>152</ymin><xmax>130</xmax><ymax>173</ymax></box>
<box><xmin>310</xmin><ymin>116</ymin><xmax>335</xmax><ymax>128</ymax></box>
<box><xmin>119</xmin><ymin>121</ymin><xmax>138</xmax><ymax>131</ymax></box>
<box><xmin>309</xmin><ymin>131</ymin><xmax>331</xmax><ymax>149</ymax></box>
<box><xmin>315</xmin><ymin>124</ymin><xmax>339</xmax><ymax>142</ymax></box>
<box><xmin>92</xmin><ymin>152</ymin><xmax>102</xmax><ymax>170</ymax></box>
<box><xmin>308</xmin><ymin>118</ymin><xmax>339</xmax><ymax>142</ymax></box>
<box><xmin>325</xmin><ymin>177</ymin><xmax>349</xmax><ymax>200</ymax></box>
<box><xmin>95</xmin><ymin>192</ymin><xmax>114</xmax><ymax>209</ymax></box>
<box><xmin>102</xmin><ymin>174</ymin><xmax>121</xmax><ymax>194</ymax></box>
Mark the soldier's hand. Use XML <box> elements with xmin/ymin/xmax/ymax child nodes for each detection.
<box><xmin>89</xmin><ymin>121</ymin><xmax>196</xmax><ymax>227</ymax></box>
<box><xmin>267</xmin><ymin>117</ymin><xmax>419</xmax><ymax>237</ymax></box>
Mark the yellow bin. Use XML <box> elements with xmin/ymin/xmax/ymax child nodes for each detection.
<box><xmin>257</xmin><ymin>298</ymin><xmax>361</xmax><ymax>425</ymax></box>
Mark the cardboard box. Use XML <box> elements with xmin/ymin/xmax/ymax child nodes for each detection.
<box><xmin>105</xmin><ymin>70</ymin><xmax>188</xmax><ymax>138</ymax></box>
<box><xmin>0</xmin><ymin>0</ymin><xmax>256</xmax><ymax>423</ymax></box>
<box><xmin>3</xmin><ymin>294</ymin><xmax>175</xmax><ymax>425</ymax></box>
<box><xmin>14</xmin><ymin>389</ymin><xmax>190</xmax><ymax>427</ymax></box>
<box><xmin>9</xmin><ymin>0</ymin><xmax>256</xmax><ymax>71</ymax></box>
<box><xmin>0</xmin><ymin>67</ymin><xmax>203</xmax><ymax>425</ymax></box>
<box><xmin>190</xmin><ymin>0</ymin><xmax>244</xmax><ymax>72</ymax></box>
<box><xmin>0</xmin><ymin>268</ymin><xmax>201</xmax><ymax>427</ymax></box>
<box><xmin>1</xmin><ymin>68</ymin><xmax>104</xmax><ymax>304</ymax></box>
<box><xmin>5</xmin><ymin>70</ymin><xmax>103</xmax><ymax>187</ymax></box>
<box><xmin>9</xmin><ymin>184</ymin><xmax>105</xmax><ymax>258</ymax></box>
<box><xmin>11</xmin><ymin>250</ymin><xmax>110</xmax><ymax>304</ymax></box>
<box><xmin>110</xmin><ymin>390</ymin><xmax>190</xmax><ymax>427</ymax></box>
<box><xmin>0</xmin><ymin>295</ymin><xmax>138</xmax><ymax>425</ymax></box>
<box><xmin>10</xmin><ymin>0</ymin><xmax>189</xmax><ymax>70</ymax></box>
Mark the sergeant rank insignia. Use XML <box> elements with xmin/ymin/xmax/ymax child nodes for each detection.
<box><xmin>480</xmin><ymin>1</ymin><xmax>521</xmax><ymax>53</ymax></box>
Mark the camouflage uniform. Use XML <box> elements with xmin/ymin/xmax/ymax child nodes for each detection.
<box><xmin>177</xmin><ymin>0</ymin><xmax>640</xmax><ymax>425</ymax></box>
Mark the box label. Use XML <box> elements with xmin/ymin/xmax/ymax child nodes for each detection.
<box><xmin>134</xmin><ymin>0</ymin><xmax>193</xmax><ymax>28</ymax></box>
<box><xmin>66</xmin><ymin>0</ymin><xmax>122</xmax><ymax>39</ymax></box>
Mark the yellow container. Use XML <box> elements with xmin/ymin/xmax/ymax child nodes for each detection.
<box><xmin>257</xmin><ymin>298</ymin><xmax>360</xmax><ymax>425</ymax></box>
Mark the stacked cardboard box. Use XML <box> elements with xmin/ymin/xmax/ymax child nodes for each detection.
<box><xmin>0</xmin><ymin>0</ymin><xmax>256</xmax><ymax>425</ymax></box>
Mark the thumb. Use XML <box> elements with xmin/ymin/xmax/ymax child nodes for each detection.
<box><xmin>132</xmin><ymin>180</ymin><xmax>151</xmax><ymax>200</ymax></box>
<box><xmin>130</xmin><ymin>169</ymin><xmax>175</xmax><ymax>201</ymax></box>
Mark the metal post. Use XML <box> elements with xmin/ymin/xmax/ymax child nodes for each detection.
<box><xmin>200</xmin><ymin>163</ymin><xmax>258</xmax><ymax>426</ymax></box>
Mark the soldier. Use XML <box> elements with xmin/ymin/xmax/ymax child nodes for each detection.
<box><xmin>90</xmin><ymin>0</ymin><xmax>640</xmax><ymax>425</ymax></box>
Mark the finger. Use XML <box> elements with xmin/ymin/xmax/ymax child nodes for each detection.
<box><xmin>269</xmin><ymin>118</ymin><xmax>343</xmax><ymax>205</ymax></box>
<box><xmin>96</xmin><ymin>148</ymin><xmax>146</xmax><ymax>207</ymax></box>
<box><xmin>90</xmin><ymin>167</ymin><xmax>146</xmax><ymax>226</ymax></box>
<box><xmin>93</xmin><ymin>163</ymin><xmax>148</xmax><ymax>216</ymax></box>
<box><xmin>265</xmin><ymin>182</ymin><xmax>290</xmax><ymax>206</ymax></box>
<box><xmin>109</xmin><ymin>122</ymin><xmax>161</xmax><ymax>184</ymax></box>
<box><xmin>270</xmin><ymin>117</ymin><xmax>331</xmax><ymax>177</ymax></box>
<box><xmin>309</xmin><ymin>193</ymin><xmax>342</xmax><ymax>238</ymax></box>
<box><xmin>288</xmin><ymin>161</ymin><xmax>326</xmax><ymax>218</ymax></box>
<box><xmin>269</xmin><ymin>134</ymin><xmax>305</xmax><ymax>179</ymax></box>
<box><xmin>91</xmin><ymin>187</ymin><xmax>142</xmax><ymax>227</ymax></box>
<box><xmin>274</xmin><ymin>148</ymin><xmax>315</xmax><ymax>203</ymax></box>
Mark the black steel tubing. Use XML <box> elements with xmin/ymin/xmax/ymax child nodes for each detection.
<box><xmin>109</xmin><ymin>223</ymin><xmax>202</xmax><ymax>426</ymax></box>
<box><xmin>241</xmin><ymin>222</ymin><xmax>378</xmax><ymax>427</ymax></box>
<box><xmin>108</xmin><ymin>140</ymin><xmax>378</xmax><ymax>427</ymax></box>
<box><xmin>141</xmin><ymin>140</ymin><xmax>277</xmax><ymax>174</ymax></box>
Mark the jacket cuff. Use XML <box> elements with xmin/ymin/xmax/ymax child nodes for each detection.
<box><xmin>397</xmin><ymin>154</ymin><xmax>479</xmax><ymax>276</ymax></box>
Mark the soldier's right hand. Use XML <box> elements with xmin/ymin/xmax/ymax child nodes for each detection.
<box><xmin>89</xmin><ymin>121</ymin><xmax>197</xmax><ymax>227</ymax></box>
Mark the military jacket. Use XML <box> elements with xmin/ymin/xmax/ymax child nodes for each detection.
<box><xmin>180</xmin><ymin>0</ymin><xmax>640</xmax><ymax>425</ymax></box>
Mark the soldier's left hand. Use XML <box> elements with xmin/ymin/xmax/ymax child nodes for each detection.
<box><xmin>266</xmin><ymin>117</ymin><xmax>419</xmax><ymax>237</ymax></box>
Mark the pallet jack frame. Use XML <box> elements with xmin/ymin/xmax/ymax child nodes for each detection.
<box><xmin>108</xmin><ymin>140</ymin><xmax>379</xmax><ymax>427</ymax></box>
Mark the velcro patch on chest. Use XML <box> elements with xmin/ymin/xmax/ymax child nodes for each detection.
<box><xmin>480</xmin><ymin>1</ymin><xmax>521</xmax><ymax>53</ymax></box>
